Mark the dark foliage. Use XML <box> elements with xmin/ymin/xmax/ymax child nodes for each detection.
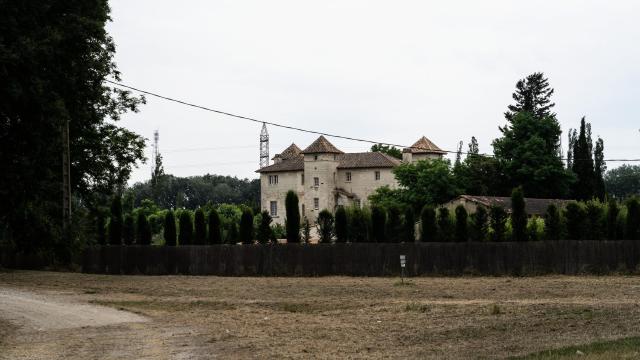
<box><xmin>454</xmin><ymin>205</ymin><xmax>468</xmax><ymax>242</ymax></box>
<box><xmin>370</xmin><ymin>144</ymin><xmax>402</xmax><ymax>159</ymax></box>
<box><xmin>96</xmin><ymin>213</ymin><xmax>106</xmax><ymax>246</ymax></box>
<box><xmin>334</xmin><ymin>207</ymin><xmax>348</xmax><ymax>243</ymax></box>
<box><xmin>370</xmin><ymin>206</ymin><xmax>386</xmax><ymax>243</ymax></box>
<box><xmin>108</xmin><ymin>197</ymin><xmax>123</xmax><ymax>245</ymax></box>
<box><xmin>470</xmin><ymin>206</ymin><xmax>489</xmax><ymax>242</ymax></box>
<box><xmin>386</xmin><ymin>206</ymin><xmax>403</xmax><ymax>243</ymax></box>
<box><xmin>564</xmin><ymin>202</ymin><xmax>586</xmax><ymax>240</ymax></box>
<box><xmin>571</xmin><ymin>118</ymin><xmax>595</xmax><ymax>200</ymax></box>
<box><xmin>164</xmin><ymin>210</ymin><xmax>177</xmax><ymax>246</ymax></box>
<box><xmin>316</xmin><ymin>210</ymin><xmax>334</xmax><ymax>244</ymax></box>
<box><xmin>136</xmin><ymin>212</ymin><xmax>151</xmax><ymax>245</ymax></box>
<box><xmin>348</xmin><ymin>207</ymin><xmax>369</xmax><ymax>243</ymax></box>
<box><xmin>239</xmin><ymin>208</ymin><xmax>254</xmax><ymax>244</ymax></box>
<box><xmin>420</xmin><ymin>205</ymin><xmax>437</xmax><ymax>242</ymax></box>
<box><xmin>594</xmin><ymin>138</ymin><xmax>606</xmax><ymax>201</ymax></box>
<box><xmin>257</xmin><ymin>210</ymin><xmax>272</xmax><ymax>244</ymax></box>
<box><xmin>207</xmin><ymin>209</ymin><xmax>222</xmax><ymax>244</ymax></box>
<box><xmin>123</xmin><ymin>214</ymin><xmax>134</xmax><ymax>245</ymax></box>
<box><xmin>403</xmin><ymin>206</ymin><xmax>415</xmax><ymax>242</ymax></box>
<box><xmin>625</xmin><ymin>197</ymin><xmax>640</xmax><ymax>240</ymax></box>
<box><xmin>605</xmin><ymin>165</ymin><xmax>640</xmax><ymax>200</ymax></box>
<box><xmin>226</xmin><ymin>222</ymin><xmax>238</xmax><ymax>244</ymax></box>
<box><xmin>489</xmin><ymin>206</ymin><xmax>507</xmax><ymax>242</ymax></box>
<box><xmin>606</xmin><ymin>199</ymin><xmax>620</xmax><ymax>240</ymax></box>
<box><xmin>285</xmin><ymin>191</ymin><xmax>300</xmax><ymax>243</ymax></box>
<box><xmin>193</xmin><ymin>208</ymin><xmax>206</xmax><ymax>245</ymax></box>
<box><xmin>511</xmin><ymin>187</ymin><xmax>528</xmax><ymax>242</ymax></box>
<box><xmin>544</xmin><ymin>204</ymin><xmax>562</xmax><ymax>240</ymax></box>
<box><xmin>437</xmin><ymin>208</ymin><xmax>452</xmax><ymax>242</ymax></box>
<box><xmin>178</xmin><ymin>211</ymin><xmax>193</xmax><ymax>245</ymax></box>
<box><xmin>504</xmin><ymin>72</ymin><xmax>556</xmax><ymax>122</ymax></box>
<box><xmin>585</xmin><ymin>201</ymin><xmax>604</xmax><ymax>240</ymax></box>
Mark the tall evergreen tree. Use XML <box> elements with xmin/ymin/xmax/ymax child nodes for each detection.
<box><xmin>334</xmin><ymin>207</ymin><xmax>348</xmax><ymax>243</ymax></box>
<box><xmin>437</xmin><ymin>208</ymin><xmax>452</xmax><ymax>242</ymax></box>
<box><xmin>490</xmin><ymin>206</ymin><xmax>507</xmax><ymax>242</ymax></box>
<box><xmin>504</xmin><ymin>72</ymin><xmax>556</xmax><ymax>122</ymax></box>
<box><xmin>511</xmin><ymin>187</ymin><xmax>528</xmax><ymax>242</ymax></box>
<box><xmin>625</xmin><ymin>197</ymin><xmax>640</xmax><ymax>240</ymax></box>
<box><xmin>164</xmin><ymin>210</ymin><xmax>177</xmax><ymax>246</ymax></box>
<box><xmin>257</xmin><ymin>210</ymin><xmax>272</xmax><ymax>244</ymax></box>
<box><xmin>316</xmin><ymin>210</ymin><xmax>334</xmax><ymax>244</ymax></box>
<box><xmin>585</xmin><ymin>200</ymin><xmax>604</xmax><ymax>240</ymax></box>
<box><xmin>96</xmin><ymin>213</ymin><xmax>106</xmax><ymax>246</ymax></box>
<box><xmin>470</xmin><ymin>206</ymin><xmax>488</xmax><ymax>242</ymax></box>
<box><xmin>564</xmin><ymin>202</ymin><xmax>586</xmax><ymax>240</ymax></box>
<box><xmin>571</xmin><ymin>117</ymin><xmax>595</xmax><ymax>200</ymax></box>
<box><xmin>606</xmin><ymin>199</ymin><xmax>620</xmax><ymax>240</ymax></box>
<box><xmin>207</xmin><ymin>209</ymin><xmax>222</xmax><ymax>244</ymax></box>
<box><xmin>454</xmin><ymin>205</ymin><xmax>468</xmax><ymax>242</ymax></box>
<box><xmin>386</xmin><ymin>206</ymin><xmax>403</xmax><ymax>243</ymax></box>
<box><xmin>403</xmin><ymin>206</ymin><xmax>416</xmax><ymax>242</ymax></box>
<box><xmin>285</xmin><ymin>191</ymin><xmax>300</xmax><ymax>243</ymax></box>
<box><xmin>238</xmin><ymin>208</ymin><xmax>254</xmax><ymax>244</ymax></box>
<box><xmin>136</xmin><ymin>212</ymin><xmax>151</xmax><ymax>245</ymax></box>
<box><xmin>420</xmin><ymin>205</ymin><xmax>437</xmax><ymax>242</ymax></box>
<box><xmin>468</xmin><ymin>136</ymin><xmax>479</xmax><ymax>155</ymax></box>
<box><xmin>226</xmin><ymin>222</ymin><xmax>238</xmax><ymax>244</ymax></box>
<box><xmin>594</xmin><ymin>137</ymin><xmax>606</xmax><ymax>201</ymax></box>
<box><xmin>178</xmin><ymin>211</ymin><xmax>193</xmax><ymax>245</ymax></box>
<box><xmin>123</xmin><ymin>214</ymin><xmax>134</xmax><ymax>245</ymax></box>
<box><xmin>370</xmin><ymin>206</ymin><xmax>386</xmax><ymax>243</ymax></box>
<box><xmin>193</xmin><ymin>208</ymin><xmax>206</xmax><ymax>245</ymax></box>
<box><xmin>108</xmin><ymin>196</ymin><xmax>123</xmax><ymax>245</ymax></box>
<box><xmin>544</xmin><ymin>204</ymin><xmax>562</xmax><ymax>240</ymax></box>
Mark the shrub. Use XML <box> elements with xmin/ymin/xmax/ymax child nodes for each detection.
<box><xmin>564</xmin><ymin>201</ymin><xmax>586</xmax><ymax>240</ymax></box>
<box><xmin>386</xmin><ymin>206</ymin><xmax>403</xmax><ymax>243</ymax></box>
<box><xmin>136</xmin><ymin>212</ymin><xmax>152</xmax><ymax>245</ymax></box>
<box><xmin>625</xmin><ymin>197</ymin><xmax>640</xmax><ymax>240</ymax></box>
<box><xmin>207</xmin><ymin>209</ymin><xmax>222</xmax><ymax>244</ymax></box>
<box><xmin>370</xmin><ymin>206</ymin><xmax>386</xmax><ymax>243</ymax></box>
<box><xmin>403</xmin><ymin>206</ymin><xmax>415</xmax><ymax>242</ymax></box>
<box><xmin>317</xmin><ymin>210</ymin><xmax>334</xmax><ymax>243</ymax></box>
<box><xmin>470</xmin><ymin>206</ymin><xmax>488</xmax><ymax>242</ymax></box>
<box><xmin>178</xmin><ymin>211</ymin><xmax>193</xmax><ymax>245</ymax></box>
<box><xmin>123</xmin><ymin>214</ymin><xmax>134</xmax><ymax>245</ymax></box>
<box><xmin>490</xmin><ymin>206</ymin><xmax>507</xmax><ymax>242</ymax></box>
<box><xmin>108</xmin><ymin>196</ymin><xmax>123</xmax><ymax>245</ymax></box>
<box><xmin>527</xmin><ymin>216</ymin><xmax>544</xmax><ymax>241</ymax></box>
<box><xmin>606</xmin><ymin>199</ymin><xmax>620</xmax><ymax>240</ymax></box>
<box><xmin>454</xmin><ymin>205</ymin><xmax>468</xmax><ymax>242</ymax></box>
<box><xmin>585</xmin><ymin>200</ymin><xmax>604</xmax><ymax>240</ymax></box>
<box><xmin>437</xmin><ymin>208</ymin><xmax>452</xmax><ymax>242</ymax></box>
<box><xmin>257</xmin><ymin>210</ymin><xmax>273</xmax><ymax>244</ymax></box>
<box><xmin>334</xmin><ymin>207</ymin><xmax>348</xmax><ymax>243</ymax></box>
<box><xmin>193</xmin><ymin>208</ymin><xmax>206</xmax><ymax>245</ymax></box>
<box><xmin>544</xmin><ymin>204</ymin><xmax>561</xmax><ymax>240</ymax></box>
<box><xmin>226</xmin><ymin>222</ymin><xmax>238</xmax><ymax>244</ymax></box>
<box><xmin>301</xmin><ymin>217</ymin><xmax>311</xmax><ymax>244</ymax></box>
<box><xmin>347</xmin><ymin>206</ymin><xmax>369</xmax><ymax>243</ymax></box>
<box><xmin>285</xmin><ymin>191</ymin><xmax>300</xmax><ymax>243</ymax></box>
<box><xmin>164</xmin><ymin>210</ymin><xmax>177</xmax><ymax>246</ymax></box>
<box><xmin>420</xmin><ymin>205</ymin><xmax>437</xmax><ymax>242</ymax></box>
<box><xmin>96</xmin><ymin>213</ymin><xmax>107</xmax><ymax>246</ymax></box>
<box><xmin>239</xmin><ymin>208</ymin><xmax>254</xmax><ymax>244</ymax></box>
<box><xmin>511</xmin><ymin>187</ymin><xmax>528</xmax><ymax>242</ymax></box>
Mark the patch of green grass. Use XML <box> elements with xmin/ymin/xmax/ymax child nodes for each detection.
<box><xmin>404</xmin><ymin>302</ymin><xmax>431</xmax><ymax>313</ymax></box>
<box><xmin>511</xmin><ymin>337</ymin><xmax>640</xmax><ymax>359</ymax></box>
<box><xmin>393</xmin><ymin>280</ymin><xmax>415</xmax><ymax>287</ymax></box>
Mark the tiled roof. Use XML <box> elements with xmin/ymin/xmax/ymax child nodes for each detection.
<box><xmin>272</xmin><ymin>143</ymin><xmax>301</xmax><ymax>160</ymax></box>
<box><xmin>256</xmin><ymin>155</ymin><xmax>304</xmax><ymax>173</ymax></box>
<box><xmin>454</xmin><ymin>195</ymin><xmax>573</xmax><ymax>216</ymax></box>
<box><xmin>301</xmin><ymin>136</ymin><xmax>344</xmax><ymax>154</ymax></box>
<box><xmin>337</xmin><ymin>152</ymin><xmax>401</xmax><ymax>169</ymax></box>
<box><xmin>403</xmin><ymin>136</ymin><xmax>446</xmax><ymax>154</ymax></box>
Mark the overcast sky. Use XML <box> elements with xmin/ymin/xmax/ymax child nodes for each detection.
<box><xmin>107</xmin><ymin>0</ymin><xmax>640</xmax><ymax>184</ymax></box>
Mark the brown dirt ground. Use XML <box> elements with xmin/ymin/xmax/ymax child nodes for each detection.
<box><xmin>1</xmin><ymin>271</ymin><xmax>639</xmax><ymax>359</ymax></box>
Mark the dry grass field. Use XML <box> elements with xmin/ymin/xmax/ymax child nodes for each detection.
<box><xmin>1</xmin><ymin>271</ymin><xmax>640</xmax><ymax>359</ymax></box>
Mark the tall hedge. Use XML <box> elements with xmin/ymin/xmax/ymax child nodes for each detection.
<box><xmin>544</xmin><ymin>204</ymin><xmax>561</xmax><ymax>240</ymax></box>
<box><xmin>96</xmin><ymin>213</ymin><xmax>106</xmax><ymax>245</ymax></box>
<box><xmin>490</xmin><ymin>206</ymin><xmax>507</xmax><ymax>242</ymax></box>
<box><xmin>626</xmin><ymin>197</ymin><xmax>640</xmax><ymax>240</ymax></box>
<box><xmin>257</xmin><ymin>210</ymin><xmax>272</xmax><ymax>244</ymax></box>
<box><xmin>420</xmin><ymin>205</ymin><xmax>437</xmax><ymax>242</ymax></box>
<box><xmin>178</xmin><ymin>211</ymin><xmax>193</xmax><ymax>245</ymax></box>
<box><xmin>386</xmin><ymin>206</ymin><xmax>403</xmax><ymax>243</ymax></box>
<box><xmin>239</xmin><ymin>208</ymin><xmax>254</xmax><ymax>244</ymax></box>
<box><xmin>164</xmin><ymin>210</ymin><xmax>177</xmax><ymax>246</ymax></box>
<box><xmin>470</xmin><ymin>206</ymin><xmax>488</xmax><ymax>242</ymax></box>
<box><xmin>136</xmin><ymin>212</ymin><xmax>151</xmax><ymax>245</ymax></box>
<box><xmin>585</xmin><ymin>200</ymin><xmax>604</xmax><ymax>240</ymax></box>
<box><xmin>606</xmin><ymin>199</ymin><xmax>620</xmax><ymax>240</ymax></box>
<box><xmin>108</xmin><ymin>196</ymin><xmax>123</xmax><ymax>245</ymax></box>
<box><xmin>403</xmin><ymin>206</ymin><xmax>415</xmax><ymax>242</ymax></box>
<box><xmin>207</xmin><ymin>209</ymin><xmax>222</xmax><ymax>244</ymax></box>
<box><xmin>334</xmin><ymin>207</ymin><xmax>348</xmax><ymax>243</ymax></box>
<box><xmin>285</xmin><ymin>191</ymin><xmax>300</xmax><ymax>243</ymax></box>
<box><xmin>123</xmin><ymin>214</ymin><xmax>134</xmax><ymax>245</ymax></box>
<box><xmin>226</xmin><ymin>222</ymin><xmax>238</xmax><ymax>244</ymax></box>
<box><xmin>437</xmin><ymin>208</ymin><xmax>452</xmax><ymax>242</ymax></box>
<box><xmin>348</xmin><ymin>207</ymin><xmax>369</xmax><ymax>243</ymax></box>
<box><xmin>370</xmin><ymin>206</ymin><xmax>386</xmax><ymax>243</ymax></box>
<box><xmin>511</xmin><ymin>187</ymin><xmax>528</xmax><ymax>242</ymax></box>
<box><xmin>564</xmin><ymin>202</ymin><xmax>586</xmax><ymax>240</ymax></box>
<box><xmin>194</xmin><ymin>208</ymin><xmax>206</xmax><ymax>245</ymax></box>
<box><xmin>317</xmin><ymin>210</ymin><xmax>334</xmax><ymax>244</ymax></box>
<box><xmin>454</xmin><ymin>205</ymin><xmax>468</xmax><ymax>242</ymax></box>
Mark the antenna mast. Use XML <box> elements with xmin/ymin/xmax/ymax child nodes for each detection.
<box><xmin>259</xmin><ymin>123</ymin><xmax>269</xmax><ymax>168</ymax></box>
<box><xmin>151</xmin><ymin>130</ymin><xmax>159</xmax><ymax>179</ymax></box>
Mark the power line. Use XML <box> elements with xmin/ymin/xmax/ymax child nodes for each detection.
<box><xmin>107</xmin><ymin>79</ymin><xmax>640</xmax><ymax>163</ymax></box>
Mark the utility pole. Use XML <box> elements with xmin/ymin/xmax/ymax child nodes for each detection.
<box><xmin>62</xmin><ymin>119</ymin><xmax>71</xmax><ymax>236</ymax></box>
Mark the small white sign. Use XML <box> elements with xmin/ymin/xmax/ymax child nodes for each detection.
<box><xmin>400</xmin><ymin>254</ymin><xmax>406</xmax><ymax>268</ymax></box>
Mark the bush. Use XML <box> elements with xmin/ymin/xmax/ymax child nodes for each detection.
<box><xmin>625</xmin><ymin>197</ymin><xmax>640</xmax><ymax>240</ymax></box>
<box><xmin>301</xmin><ymin>217</ymin><xmax>311</xmax><ymax>244</ymax></box>
<box><xmin>257</xmin><ymin>210</ymin><xmax>272</xmax><ymax>244</ymax></box>
<box><xmin>490</xmin><ymin>206</ymin><xmax>507</xmax><ymax>242</ymax></box>
<box><xmin>164</xmin><ymin>210</ymin><xmax>177</xmax><ymax>246</ymax></box>
<box><xmin>606</xmin><ymin>199</ymin><xmax>620</xmax><ymax>240</ymax></box>
<box><xmin>527</xmin><ymin>217</ymin><xmax>544</xmax><ymax>241</ymax></box>
<box><xmin>285</xmin><ymin>191</ymin><xmax>300</xmax><ymax>243</ymax></box>
<box><xmin>108</xmin><ymin>196</ymin><xmax>123</xmax><ymax>245</ymax></box>
<box><xmin>470</xmin><ymin>206</ymin><xmax>488</xmax><ymax>242</ymax></box>
<box><xmin>123</xmin><ymin>214</ymin><xmax>134</xmax><ymax>245</ymax></box>
<box><xmin>207</xmin><ymin>209</ymin><xmax>222</xmax><ymax>244</ymax></box>
<box><xmin>511</xmin><ymin>187</ymin><xmax>528</xmax><ymax>242</ymax></box>
<box><xmin>403</xmin><ymin>206</ymin><xmax>415</xmax><ymax>242</ymax></box>
<box><xmin>178</xmin><ymin>211</ymin><xmax>193</xmax><ymax>245</ymax></box>
<box><xmin>334</xmin><ymin>207</ymin><xmax>348</xmax><ymax>243</ymax></box>
<box><xmin>420</xmin><ymin>205</ymin><xmax>437</xmax><ymax>242</ymax></box>
<box><xmin>585</xmin><ymin>200</ymin><xmax>604</xmax><ymax>240</ymax></box>
<box><xmin>347</xmin><ymin>206</ymin><xmax>369</xmax><ymax>243</ymax></box>
<box><xmin>370</xmin><ymin>206</ymin><xmax>386</xmax><ymax>243</ymax></box>
<box><xmin>239</xmin><ymin>208</ymin><xmax>254</xmax><ymax>244</ymax></box>
<box><xmin>437</xmin><ymin>208</ymin><xmax>452</xmax><ymax>242</ymax></box>
<box><xmin>454</xmin><ymin>205</ymin><xmax>468</xmax><ymax>242</ymax></box>
<box><xmin>316</xmin><ymin>210</ymin><xmax>334</xmax><ymax>243</ymax></box>
<box><xmin>226</xmin><ymin>222</ymin><xmax>238</xmax><ymax>244</ymax></box>
<box><xmin>564</xmin><ymin>201</ymin><xmax>586</xmax><ymax>240</ymax></box>
<box><xmin>136</xmin><ymin>212</ymin><xmax>151</xmax><ymax>245</ymax></box>
<box><xmin>386</xmin><ymin>206</ymin><xmax>403</xmax><ymax>243</ymax></box>
<box><xmin>193</xmin><ymin>208</ymin><xmax>206</xmax><ymax>245</ymax></box>
<box><xmin>544</xmin><ymin>204</ymin><xmax>561</xmax><ymax>240</ymax></box>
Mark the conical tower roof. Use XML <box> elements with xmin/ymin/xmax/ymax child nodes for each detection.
<box><xmin>301</xmin><ymin>136</ymin><xmax>343</xmax><ymax>154</ymax></box>
<box><xmin>403</xmin><ymin>136</ymin><xmax>446</xmax><ymax>154</ymax></box>
<box><xmin>272</xmin><ymin>143</ymin><xmax>302</xmax><ymax>160</ymax></box>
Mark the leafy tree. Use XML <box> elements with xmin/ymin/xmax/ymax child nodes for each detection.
<box><xmin>257</xmin><ymin>210</ymin><xmax>272</xmax><ymax>244</ymax></box>
<box><xmin>504</xmin><ymin>72</ymin><xmax>556</xmax><ymax>122</ymax></box>
<box><xmin>239</xmin><ymin>208</ymin><xmax>254</xmax><ymax>244</ymax></box>
<box><xmin>96</xmin><ymin>213</ymin><xmax>107</xmax><ymax>246</ymax></box>
<box><xmin>605</xmin><ymin>165</ymin><xmax>640</xmax><ymax>200</ymax></box>
<box><xmin>625</xmin><ymin>197</ymin><xmax>640</xmax><ymax>240</ymax></box>
<box><xmin>511</xmin><ymin>187</ymin><xmax>528</xmax><ymax>242</ymax></box>
<box><xmin>207</xmin><ymin>209</ymin><xmax>222</xmax><ymax>244</ymax></box>
<box><xmin>606</xmin><ymin>199</ymin><xmax>620</xmax><ymax>240</ymax></box>
<box><xmin>437</xmin><ymin>208</ymin><xmax>452</xmax><ymax>242</ymax></box>
<box><xmin>490</xmin><ymin>206</ymin><xmax>507</xmax><ymax>242</ymax></box>
<box><xmin>316</xmin><ymin>210</ymin><xmax>334</xmax><ymax>244</ymax></box>
<box><xmin>544</xmin><ymin>204</ymin><xmax>562</xmax><ymax>240</ymax></box>
<box><xmin>571</xmin><ymin>117</ymin><xmax>595</xmax><ymax>200</ymax></box>
<box><xmin>403</xmin><ymin>206</ymin><xmax>415</xmax><ymax>242</ymax></box>
<box><xmin>108</xmin><ymin>196</ymin><xmax>123</xmax><ymax>245</ymax></box>
<box><xmin>455</xmin><ymin>143</ymin><xmax>502</xmax><ymax>196</ymax></box>
<box><xmin>285</xmin><ymin>191</ymin><xmax>300</xmax><ymax>243</ymax></box>
<box><xmin>584</xmin><ymin>200</ymin><xmax>604</xmax><ymax>240</ymax></box>
<box><xmin>301</xmin><ymin>217</ymin><xmax>311</xmax><ymax>244</ymax></box>
<box><xmin>123</xmin><ymin>214</ymin><xmax>134</xmax><ymax>246</ymax></box>
<box><xmin>564</xmin><ymin>202</ymin><xmax>586</xmax><ymax>240</ymax></box>
<box><xmin>178</xmin><ymin>211</ymin><xmax>193</xmax><ymax>245</ymax></box>
<box><xmin>334</xmin><ymin>207</ymin><xmax>348</xmax><ymax>243</ymax></box>
<box><xmin>368</xmin><ymin>185</ymin><xmax>408</xmax><ymax>211</ymax></box>
<box><xmin>193</xmin><ymin>208</ymin><xmax>206</xmax><ymax>245</ymax></box>
<box><xmin>420</xmin><ymin>205</ymin><xmax>437</xmax><ymax>242</ymax></box>
<box><xmin>370</xmin><ymin>144</ymin><xmax>402</xmax><ymax>159</ymax></box>
<box><xmin>470</xmin><ymin>206</ymin><xmax>489</xmax><ymax>242</ymax></box>
<box><xmin>370</xmin><ymin>206</ymin><xmax>386</xmax><ymax>243</ymax></box>
<box><xmin>164</xmin><ymin>210</ymin><xmax>177</xmax><ymax>246</ymax></box>
<box><xmin>454</xmin><ymin>205</ymin><xmax>468</xmax><ymax>242</ymax></box>
<box><xmin>386</xmin><ymin>206</ymin><xmax>403</xmax><ymax>243</ymax></box>
<box><xmin>594</xmin><ymin>138</ymin><xmax>606</xmax><ymax>201</ymax></box>
<box><xmin>136</xmin><ymin>213</ymin><xmax>151</xmax><ymax>245</ymax></box>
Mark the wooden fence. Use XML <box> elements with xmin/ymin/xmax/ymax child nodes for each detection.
<box><xmin>81</xmin><ymin>241</ymin><xmax>640</xmax><ymax>276</ymax></box>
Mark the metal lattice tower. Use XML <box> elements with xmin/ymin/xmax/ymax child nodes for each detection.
<box><xmin>259</xmin><ymin>123</ymin><xmax>269</xmax><ymax>168</ymax></box>
<box><xmin>151</xmin><ymin>130</ymin><xmax>159</xmax><ymax>178</ymax></box>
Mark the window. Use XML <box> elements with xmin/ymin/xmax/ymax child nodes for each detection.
<box><xmin>314</xmin><ymin>177</ymin><xmax>320</xmax><ymax>186</ymax></box>
<box><xmin>314</xmin><ymin>155</ymin><xmax>318</xmax><ymax>161</ymax></box>
<box><xmin>346</xmin><ymin>172</ymin><xmax>352</xmax><ymax>182</ymax></box>
<box><xmin>301</xmin><ymin>174</ymin><xmax>304</xmax><ymax>185</ymax></box>
<box><xmin>268</xmin><ymin>175</ymin><xmax>279</xmax><ymax>185</ymax></box>
<box><xmin>374</xmin><ymin>171</ymin><xmax>380</xmax><ymax>180</ymax></box>
<box><xmin>270</xmin><ymin>201</ymin><xmax>278</xmax><ymax>217</ymax></box>
<box><xmin>314</xmin><ymin>198</ymin><xmax>319</xmax><ymax>210</ymax></box>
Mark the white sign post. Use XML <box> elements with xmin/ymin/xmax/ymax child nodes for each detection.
<box><xmin>400</xmin><ymin>255</ymin><xmax>406</xmax><ymax>284</ymax></box>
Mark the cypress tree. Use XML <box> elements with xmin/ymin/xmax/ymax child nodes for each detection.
<box><xmin>625</xmin><ymin>197</ymin><xmax>640</xmax><ymax>240</ymax></box>
<box><xmin>348</xmin><ymin>207</ymin><xmax>368</xmax><ymax>243</ymax></box>
<box><xmin>226</xmin><ymin>222</ymin><xmax>238</xmax><ymax>244</ymax></box>
<box><xmin>606</xmin><ymin>199</ymin><xmax>620</xmax><ymax>240</ymax></box>
<box><xmin>136</xmin><ymin>212</ymin><xmax>151</xmax><ymax>245</ymax></box>
<box><xmin>437</xmin><ymin>208</ymin><xmax>452</xmax><ymax>242</ymax></box>
<box><xmin>257</xmin><ymin>210</ymin><xmax>272</xmax><ymax>244</ymax></box>
<box><xmin>164</xmin><ymin>210</ymin><xmax>177</xmax><ymax>246</ymax></box>
<box><xmin>571</xmin><ymin>117</ymin><xmax>595</xmax><ymax>200</ymax></box>
<box><xmin>490</xmin><ymin>206</ymin><xmax>507</xmax><ymax>242</ymax></box>
<box><xmin>511</xmin><ymin>187</ymin><xmax>528</xmax><ymax>242</ymax></box>
<box><xmin>594</xmin><ymin>138</ymin><xmax>606</xmax><ymax>201</ymax></box>
<box><xmin>403</xmin><ymin>206</ymin><xmax>415</xmax><ymax>242</ymax></box>
<box><xmin>544</xmin><ymin>204</ymin><xmax>561</xmax><ymax>240</ymax></box>
<box><xmin>178</xmin><ymin>211</ymin><xmax>193</xmax><ymax>245</ymax></box>
<box><xmin>564</xmin><ymin>202</ymin><xmax>586</xmax><ymax>240</ymax></box>
<box><xmin>420</xmin><ymin>205</ymin><xmax>437</xmax><ymax>242</ymax></box>
<box><xmin>123</xmin><ymin>214</ymin><xmax>134</xmax><ymax>245</ymax></box>
<box><xmin>370</xmin><ymin>206</ymin><xmax>386</xmax><ymax>243</ymax></box>
<box><xmin>316</xmin><ymin>210</ymin><xmax>334</xmax><ymax>243</ymax></box>
<box><xmin>585</xmin><ymin>200</ymin><xmax>604</xmax><ymax>240</ymax></box>
<box><xmin>285</xmin><ymin>191</ymin><xmax>300</xmax><ymax>243</ymax></box>
<box><xmin>96</xmin><ymin>212</ymin><xmax>106</xmax><ymax>246</ymax></box>
<box><xmin>301</xmin><ymin>217</ymin><xmax>311</xmax><ymax>244</ymax></box>
<box><xmin>334</xmin><ymin>207</ymin><xmax>348</xmax><ymax>243</ymax></box>
<box><xmin>470</xmin><ymin>206</ymin><xmax>488</xmax><ymax>242</ymax></box>
<box><xmin>194</xmin><ymin>208</ymin><xmax>206</xmax><ymax>245</ymax></box>
<box><xmin>207</xmin><ymin>209</ymin><xmax>222</xmax><ymax>244</ymax></box>
<box><xmin>386</xmin><ymin>206</ymin><xmax>403</xmax><ymax>243</ymax></box>
<box><xmin>454</xmin><ymin>205</ymin><xmax>468</xmax><ymax>242</ymax></box>
<box><xmin>108</xmin><ymin>196</ymin><xmax>123</xmax><ymax>245</ymax></box>
<box><xmin>239</xmin><ymin>208</ymin><xmax>254</xmax><ymax>244</ymax></box>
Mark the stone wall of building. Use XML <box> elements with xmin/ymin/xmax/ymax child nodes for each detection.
<box><xmin>260</xmin><ymin>171</ymin><xmax>304</xmax><ymax>225</ymax></box>
<box><xmin>335</xmin><ymin>168</ymin><xmax>398</xmax><ymax>208</ymax></box>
